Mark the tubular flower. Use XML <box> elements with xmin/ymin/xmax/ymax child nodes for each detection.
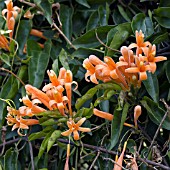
<box><xmin>42</xmin><ymin>68</ymin><xmax>78</xmax><ymax>116</ymax></box>
<box><xmin>113</xmin><ymin>141</ymin><xmax>127</xmax><ymax>170</ymax></box>
<box><xmin>2</xmin><ymin>0</ymin><xmax>20</xmax><ymax>38</ymax></box>
<box><xmin>93</xmin><ymin>108</ymin><xmax>113</xmax><ymax>121</ymax></box>
<box><xmin>128</xmin><ymin>30</ymin><xmax>151</xmax><ymax>55</ymax></box>
<box><xmin>93</xmin><ymin>108</ymin><xmax>134</xmax><ymax>128</ymax></box>
<box><xmin>125</xmin><ymin>55</ymin><xmax>151</xmax><ymax>81</ymax></box>
<box><xmin>0</xmin><ymin>35</ymin><xmax>10</xmax><ymax>51</ymax></box>
<box><xmin>19</xmin><ymin>96</ymin><xmax>46</xmax><ymax>116</ymax></box>
<box><xmin>142</xmin><ymin>44</ymin><xmax>167</xmax><ymax>73</ymax></box>
<box><xmin>6</xmin><ymin>107</ymin><xmax>39</xmax><ymax>136</ymax></box>
<box><xmin>30</xmin><ymin>29</ymin><xmax>47</xmax><ymax>40</ymax></box>
<box><xmin>134</xmin><ymin>105</ymin><xmax>142</xmax><ymax>129</ymax></box>
<box><xmin>61</xmin><ymin>118</ymin><xmax>91</xmax><ymax>140</ymax></box>
<box><xmin>25</xmin><ymin>84</ymin><xmax>53</xmax><ymax>110</ymax></box>
<box><xmin>83</xmin><ymin>58</ymin><xmax>99</xmax><ymax>84</ymax></box>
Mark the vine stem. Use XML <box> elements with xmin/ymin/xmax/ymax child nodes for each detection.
<box><xmin>52</xmin><ymin>22</ymin><xmax>77</xmax><ymax>50</ymax></box>
<box><xmin>1</xmin><ymin>137</ymin><xmax>170</xmax><ymax>170</ymax></box>
<box><xmin>0</xmin><ymin>67</ymin><xmax>25</xmax><ymax>86</ymax></box>
<box><xmin>18</xmin><ymin>0</ymin><xmax>36</xmax><ymax>7</ymax></box>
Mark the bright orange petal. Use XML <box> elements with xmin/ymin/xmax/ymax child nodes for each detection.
<box><xmin>149</xmin><ymin>62</ymin><xmax>156</xmax><ymax>73</ymax></box>
<box><xmin>61</xmin><ymin>129</ymin><xmax>72</xmax><ymax>136</ymax></box>
<box><xmin>125</xmin><ymin>67</ymin><xmax>139</xmax><ymax>73</ymax></box>
<box><xmin>154</xmin><ymin>56</ymin><xmax>167</xmax><ymax>62</ymax></box>
<box><xmin>78</xmin><ymin>127</ymin><xmax>91</xmax><ymax>132</ymax></box>
<box><xmin>134</xmin><ymin>105</ymin><xmax>142</xmax><ymax>129</ymax></box>
<box><xmin>93</xmin><ymin>108</ymin><xmax>113</xmax><ymax>121</ymax></box>
<box><xmin>139</xmin><ymin>71</ymin><xmax>147</xmax><ymax>81</ymax></box>
<box><xmin>77</xmin><ymin>117</ymin><xmax>86</xmax><ymax>126</ymax></box>
<box><xmin>90</xmin><ymin>73</ymin><xmax>98</xmax><ymax>84</ymax></box>
<box><xmin>73</xmin><ymin>130</ymin><xmax>79</xmax><ymax>140</ymax></box>
<box><xmin>110</xmin><ymin>69</ymin><xmax>118</xmax><ymax>79</ymax></box>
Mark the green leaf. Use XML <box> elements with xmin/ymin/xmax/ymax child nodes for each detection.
<box><xmin>141</xmin><ymin>96</ymin><xmax>170</xmax><ymax>130</ymax></box>
<box><xmin>160</xmin><ymin>0</ymin><xmax>170</xmax><ymax>7</ymax></box>
<box><xmin>37</xmin><ymin>110</ymin><xmax>63</xmax><ymax>118</ymax></box>
<box><xmin>59</xmin><ymin>49</ymin><xmax>70</xmax><ymax>70</ymax></box>
<box><xmin>86</xmin><ymin>11</ymin><xmax>99</xmax><ymax>32</ymax></box>
<box><xmin>72</xmin><ymin>47</ymin><xmax>104</xmax><ymax>59</ymax></box>
<box><xmin>38</xmin><ymin>131</ymin><xmax>54</xmax><ymax>159</ymax></box>
<box><xmin>28</xmin><ymin>40</ymin><xmax>51</xmax><ymax>88</ymax></box>
<box><xmin>60</xmin><ymin>4</ymin><xmax>73</xmax><ymax>41</ymax></box>
<box><xmin>98</xmin><ymin>5</ymin><xmax>109</xmax><ymax>26</ymax></box>
<box><xmin>131</xmin><ymin>13</ymin><xmax>154</xmax><ymax>37</ymax></box>
<box><xmin>118</xmin><ymin>5</ymin><xmax>131</xmax><ymax>22</ymax></box>
<box><xmin>0</xmin><ymin>53</ymin><xmax>11</xmax><ymax>66</ymax></box>
<box><xmin>75</xmin><ymin>0</ymin><xmax>90</xmax><ymax>8</ymax></box>
<box><xmin>109</xmin><ymin>109</ymin><xmax>121</xmax><ymax>150</ymax></box>
<box><xmin>154</xmin><ymin>7</ymin><xmax>170</xmax><ymax>28</ymax></box>
<box><xmin>109</xmin><ymin>103</ymin><xmax>130</xmax><ymax>150</ymax></box>
<box><xmin>47</xmin><ymin>130</ymin><xmax>61</xmax><ymax>152</ymax></box>
<box><xmin>16</xmin><ymin>20</ymin><xmax>31</xmax><ymax>56</ymax></box>
<box><xmin>143</xmin><ymin>72</ymin><xmax>159</xmax><ymax>103</ymax></box>
<box><xmin>4</xmin><ymin>148</ymin><xmax>18</xmax><ymax>170</ymax></box>
<box><xmin>165</xmin><ymin>61</ymin><xmax>170</xmax><ymax>83</ymax></box>
<box><xmin>75</xmin><ymin>104</ymin><xmax>93</xmax><ymax>118</ymax></box>
<box><xmin>152</xmin><ymin>32</ymin><xmax>169</xmax><ymax>44</ymax></box>
<box><xmin>29</xmin><ymin>131</ymin><xmax>47</xmax><ymax>141</ymax></box>
<box><xmin>119</xmin><ymin>103</ymin><xmax>130</xmax><ymax>137</ymax></box>
<box><xmin>34</xmin><ymin>0</ymin><xmax>52</xmax><ymax>24</ymax></box>
<box><xmin>72</xmin><ymin>25</ymin><xmax>117</xmax><ymax>48</ymax></box>
<box><xmin>105</xmin><ymin>22</ymin><xmax>132</xmax><ymax>56</ymax></box>
<box><xmin>75</xmin><ymin>83</ymin><xmax>121</xmax><ymax>110</ymax></box>
<box><xmin>0</xmin><ymin>67</ymin><xmax>27</xmax><ymax>126</ymax></box>
<box><xmin>40</xmin><ymin>118</ymin><xmax>56</xmax><ymax>126</ymax></box>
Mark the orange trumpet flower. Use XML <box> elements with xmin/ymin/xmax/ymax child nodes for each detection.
<box><xmin>113</xmin><ymin>141</ymin><xmax>127</xmax><ymax>170</ymax></box>
<box><xmin>128</xmin><ymin>30</ymin><xmax>151</xmax><ymax>55</ymax></box>
<box><xmin>134</xmin><ymin>105</ymin><xmax>142</xmax><ymax>129</ymax></box>
<box><xmin>19</xmin><ymin>96</ymin><xmax>46</xmax><ymax>116</ymax></box>
<box><xmin>2</xmin><ymin>0</ymin><xmax>20</xmax><ymax>38</ymax></box>
<box><xmin>0</xmin><ymin>35</ymin><xmax>10</xmax><ymax>51</ymax></box>
<box><xmin>142</xmin><ymin>44</ymin><xmax>167</xmax><ymax>73</ymax></box>
<box><xmin>61</xmin><ymin>118</ymin><xmax>91</xmax><ymax>140</ymax></box>
<box><xmin>125</xmin><ymin>55</ymin><xmax>151</xmax><ymax>81</ymax></box>
<box><xmin>25</xmin><ymin>84</ymin><xmax>53</xmax><ymax>110</ymax></box>
<box><xmin>6</xmin><ymin>114</ymin><xmax>39</xmax><ymax>136</ymax></box>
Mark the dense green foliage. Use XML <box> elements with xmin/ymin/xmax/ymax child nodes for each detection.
<box><xmin>0</xmin><ymin>0</ymin><xmax>170</xmax><ymax>169</ymax></box>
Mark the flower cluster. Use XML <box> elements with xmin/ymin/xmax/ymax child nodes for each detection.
<box><xmin>6</xmin><ymin>68</ymin><xmax>90</xmax><ymax>138</ymax></box>
<box><xmin>83</xmin><ymin>30</ymin><xmax>167</xmax><ymax>91</ymax></box>
<box><xmin>2</xmin><ymin>0</ymin><xmax>20</xmax><ymax>39</ymax></box>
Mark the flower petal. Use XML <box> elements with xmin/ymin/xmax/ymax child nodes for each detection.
<box><xmin>139</xmin><ymin>71</ymin><xmax>147</xmax><ymax>81</ymax></box>
<box><xmin>61</xmin><ymin>129</ymin><xmax>72</xmax><ymax>136</ymax></box>
<box><xmin>77</xmin><ymin>117</ymin><xmax>86</xmax><ymax>126</ymax></box>
<box><xmin>93</xmin><ymin>108</ymin><xmax>113</xmax><ymax>121</ymax></box>
<box><xmin>78</xmin><ymin>127</ymin><xmax>91</xmax><ymax>132</ymax></box>
<box><xmin>73</xmin><ymin>130</ymin><xmax>79</xmax><ymax>140</ymax></box>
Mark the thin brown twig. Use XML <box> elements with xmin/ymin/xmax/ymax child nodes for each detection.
<box><xmin>95</xmin><ymin>30</ymin><xmax>120</xmax><ymax>53</ymax></box>
<box><xmin>18</xmin><ymin>0</ymin><xmax>36</xmax><ymax>7</ymax></box>
<box><xmin>148</xmin><ymin>99</ymin><xmax>169</xmax><ymax>154</ymax></box>
<box><xmin>52</xmin><ymin>22</ymin><xmax>77</xmax><ymax>50</ymax></box>
<box><xmin>0</xmin><ymin>67</ymin><xmax>25</xmax><ymax>86</ymax></box>
<box><xmin>1</xmin><ymin>137</ymin><xmax>170</xmax><ymax>170</ymax></box>
<box><xmin>28</xmin><ymin>140</ymin><xmax>35</xmax><ymax>170</ymax></box>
